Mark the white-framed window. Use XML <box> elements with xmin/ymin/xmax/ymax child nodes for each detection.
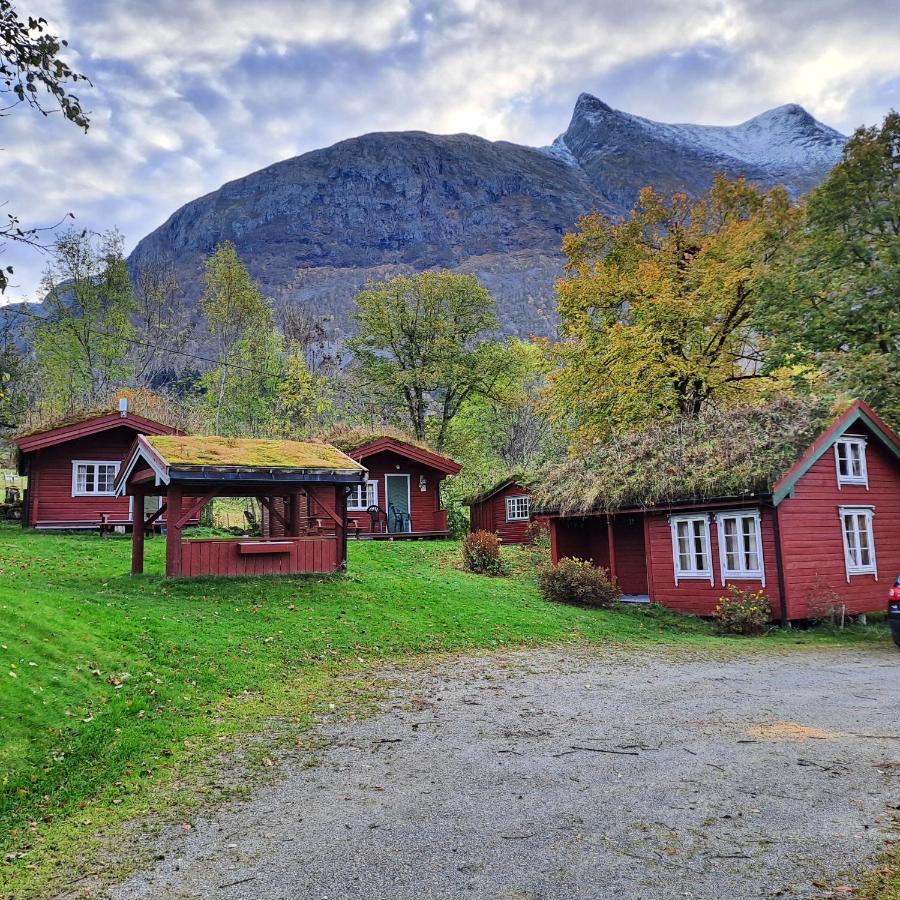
<box><xmin>669</xmin><ymin>514</ymin><xmax>713</xmax><ymax>585</ymax></box>
<box><xmin>839</xmin><ymin>506</ymin><xmax>877</xmax><ymax>580</ymax></box>
<box><xmin>505</xmin><ymin>495</ymin><xmax>530</xmax><ymax>522</ymax></box>
<box><xmin>715</xmin><ymin>510</ymin><xmax>765</xmax><ymax>585</ymax></box>
<box><xmin>347</xmin><ymin>480</ymin><xmax>378</xmax><ymax>511</ymax></box>
<box><xmin>834</xmin><ymin>436</ymin><xmax>868</xmax><ymax>488</ymax></box>
<box><xmin>71</xmin><ymin>460</ymin><xmax>120</xmax><ymax>496</ymax></box>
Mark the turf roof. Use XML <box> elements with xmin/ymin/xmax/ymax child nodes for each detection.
<box><xmin>534</xmin><ymin>397</ymin><xmax>846</xmax><ymax>515</ymax></box>
<box><xmin>323</xmin><ymin>425</ymin><xmax>436</xmax><ymax>455</ymax></box>
<box><xmin>146</xmin><ymin>435</ymin><xmax>363</xmax><ymax>471</ymax></box>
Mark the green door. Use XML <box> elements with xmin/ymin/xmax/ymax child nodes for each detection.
<box><xmin>386</xmin><ymin>475</ymin><xmax>411</xmax><ymax>533</ymax></box>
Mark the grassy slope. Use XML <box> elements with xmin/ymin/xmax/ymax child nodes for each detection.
<box><xmin>0</xmin><ymin>524</ymin><xmax>891</xmax><ymax>894</ymax></box>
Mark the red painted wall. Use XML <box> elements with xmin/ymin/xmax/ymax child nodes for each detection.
<box><xmin>644</xmin><ymin>507</ymin><xmax>781</xmax><ymax>617</ymax></box>
<box><xmin>179</xmin><ymin>536</ymin><xmax>339</xmax><ymax>577</ymax></box>
<box><xmin>24</xmin><ymin>427</ymin><xmax>141</xmax><ymax>527</ymax></box>
<box><xmin>777</xmin><ymin>428</ymin><xmax>900</xmax><ymax>617</ymax></box>
<box><xmin>469</xmin><ymin>483</ymin><xmax>540</xmax><ymax>544</ymax></box>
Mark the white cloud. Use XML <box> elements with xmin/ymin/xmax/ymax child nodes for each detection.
<box><xmin>2</xmin><ymin>0</ymin><xmax>897</xmax><ymax>302</ymax></box>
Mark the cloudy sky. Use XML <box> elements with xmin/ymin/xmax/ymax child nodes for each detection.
<box><xmin>2</xmin><ymin>0</ymin><xmax>898</xmax><ymax>302</ymax></box>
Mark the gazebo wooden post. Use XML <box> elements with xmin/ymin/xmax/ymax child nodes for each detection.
<box><xmin>288</xmin><ymin>491</ymin><xmax>303</xmax><ymax>536</ymax></box>
<box><xmin>165</xmin><ymin>485</ymin><xmax>183</xmax><ymax>577</ymax></box>
<box><xmin>606</xmin><ymin>513</ymin><xmax>618</xmax><ymax>585</ymax></box>
<box><xmin>131</xmin><ymin>487</ymin><xmax>145</xmax><ymax>575</ymax></box>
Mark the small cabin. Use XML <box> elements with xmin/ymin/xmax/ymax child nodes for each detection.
<box><xmin>465</xmin><ymin>479</ymin><xmax>547</xmax><ymax>544</ymax></box>
<box><xmin>537</xmin><ymin>400</ymin><xmax>900</xmax><ymax>622</ymax></box>
<box><xmin>14</xmin><ymin>408</ymin><xmax>178</xmax><ymax>530</ymax></box>
<box><xmin>343</xmin><ymin>436</ymin><xmax>461</xmax><ymax>538</ymax></box>
<box><xmin>116</xmin><ymin>434</ymin><xmax>366</xmax><ymax>577</ymax></box>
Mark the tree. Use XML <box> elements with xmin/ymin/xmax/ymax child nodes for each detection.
<box><xmin>199</xmin><ymin>241</ymin><xmax>273</xmax><ymax>432</ymax></box>
<box><xmin>549</xmin><ymin>177</ymin><xmax>796</xmax><ymax>445</ymax></box>
<box><xmin>0</xmin><ymin>313</ymin><xmax>34</xmax><ymax>429</ymax></box>
<box><xmin>444</xmin><ymin>339</ymin><xmax>556</xmax><ymax>470</ymax></box>
<box><xmin>31</xmin><ymin>228</ymin><xmax>136</xmax><ymax>409</ymax></box>
<box><xmin>346</xmin><ymin>271</ymin><xmax>515</xmax><ymax>448</ymax></box>
<box><xmin>131</xmin><ymin>258</ymin><xmax>193</xmax><ymax>387</ymax></box>
<box><xmin>1</xmin><ymin>1</ymin><xmax>90</xmax><ymax>291</ymax></box>
<box><xmin>755</xmin><ymin>111</ymin><xmax>900</xmax><ymax>428</ymax></box>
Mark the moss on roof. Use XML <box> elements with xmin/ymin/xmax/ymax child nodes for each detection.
<box><xmin>462</xmin><ymin>471</ymin><xmax>534</xmax><ymax>505</ymax></box>
<box><xmin>146</xmin><ymin>435</ymin><xmax>364</xmax><ymax>471</ymax></box>
<box><xmin>322</xmin><ymin>425</ymin><xmax>436</xmax><ymax>455</ymax></box>
<box><xmin>534</xmin><ymin>397</ymin><xmax>846</xmax><ymax>515</ymax></box>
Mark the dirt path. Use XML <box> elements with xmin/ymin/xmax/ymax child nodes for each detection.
<box><xmin>110</xmin><ymin>645</ymin><xmax>900</xmax><ymax>899</ymax></box>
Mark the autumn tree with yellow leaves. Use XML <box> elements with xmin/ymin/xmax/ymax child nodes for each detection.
<box><xmin>549</xmin><ymin>176</ymin><xmax>798</xmax><ymax>445</ymax></box>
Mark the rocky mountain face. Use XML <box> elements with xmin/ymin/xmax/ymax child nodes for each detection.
<box><xmin>129</xmin><ymin>95</ymin><xmax>846</xmax><ymax>343</ymax></box>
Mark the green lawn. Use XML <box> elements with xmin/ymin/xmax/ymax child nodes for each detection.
<box><xmin>0</xmin><ymin>523</ymin><xmax>892</xmax><ymax>895</ymax></box>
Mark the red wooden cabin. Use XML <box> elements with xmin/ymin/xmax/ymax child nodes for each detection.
<box><xmin>116</xmin><ymin>434</ymin><xmax>366</xmax><ymax>577</ymax></box>
<box><xmin>14</xmin><ymin>408</ymin><xmax>177</xmax><ymax>530</ymax></box>
<box><xmin>262</xmin><ymin>435</ymin><xmax>463</xmax><ymax>540</ymax></box>
<box><xmin>542</xmin><ymin>401</ymin><xmax>900</xmax><ymax>622</ymax></box>
<box><xmin>465</xmin><ymin>479</ymin><xmax>549</xmax><ymax>544</ymax></box>
<box><xmin>344</xmin><ymin>436</ymin><xmax>461</xmax><ymax>538</ymax></box>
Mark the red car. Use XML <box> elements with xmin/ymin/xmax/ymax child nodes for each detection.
<box><xmin>890</xmin><ymin>575</ymin><xmax>900</xmax><ymax>648</ymax></box>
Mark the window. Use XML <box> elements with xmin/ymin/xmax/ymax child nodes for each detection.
<box><xmin>72</xmin><ymin>461</ymin><xmax>119</xmax><ymax>496</ymax></box>
<box><xmin>716</xmin><ymin>511</ymin><xmax>765</xmax><ymax>585</ymax></box>
<box><xmin>505</xmin><ymin>495</ymin><xmax>530</xmax><ymax>522</ymax></box>
<box><xmin>839</xmin><ymin>506</ymin><xmax>877</xmax><ymax>579</ymax></box>
<box><xmin>834</xmin><ymin>437</ymin><xmax>868</xmax><ymax>488</ymax></box>
<box><xmin>347</xmin><ymin>480</ymin><xmax>378</xmax><ymax>511</ymax></box>
<box><xmin>669</xmin><ymin>515</ymin><xmax>713</xmax><ymax>584</ymax></box>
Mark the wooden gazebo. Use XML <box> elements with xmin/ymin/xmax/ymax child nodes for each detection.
<box><xmin>115</xmin><ymin>435</ymin><xmax>366</xmax><ymax>577</ymax></box>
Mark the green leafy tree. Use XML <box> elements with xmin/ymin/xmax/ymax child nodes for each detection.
<box><xmin>31</xmin><ymin>228</ymin><xmax>136</xmax><ymax>409</ymax></box>
<box><xmin>1</xmin><ymin>1</ymin><xmax>90</xmax><ymax>291</ymax></box>
<box><xmin>550</xmin><ymin>177</ymin><xmax>796</xmax><ymax>445</ymax></box>
<box><xmin>199</xmin><ymin>241</ymin><xmax>273</xmax><ymax>432</ymax></box>
<box><xmin>755</xmin><ymin>111</ymin><xmax>900</xmax><ymax>427</ymax></box>
<box><xmin>0</xmin><ymin>318</ymin><xmax>34</xmax><ymax>429</ymax></box>
<box><xmin>346</xmin><ymin>271</ymin><xmax>515</xmax><ymax>448</ymax></box>
<box><xmin>274</xmin><ymin>344</ymin><xmax>334</xmax><ymax>436</ymax></box>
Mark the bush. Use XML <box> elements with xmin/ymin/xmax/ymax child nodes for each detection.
<box><xmin>525</xmin><ymin>519</ymin><xmax>550</xmax><ymax>549</ymax></box>
<box><xmin>463</xmin><ymin>530</ymin><xmax>507</xmax><ymax>575</ymax></box>
<box><xmin>537</xmin><ymin>557</ymin><xmax>621</xmax><ymax>608</ymax></box>
<box><xmin>714</xmin><ymin>585</ymin><xmax>772</xmax><ymax>635</ymax></box>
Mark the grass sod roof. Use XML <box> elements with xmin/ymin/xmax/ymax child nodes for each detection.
<box><xmin>534</xmin><ymin>397</ymin><xmax>847</xmax><ymax>516</ymax></box>
<box><xmin>461</xmin><ymin>470</ymin><xmax>535</xmax><ymax>505</ymax></box>
<box><xmin>145</xmin><ymin>435</ymin><xmax>364</xmax><ymax>472</ymax></box>
<box><xmin>322</xmin><ymin>424</ymin><xmax>436</xmax><ymax>455</ymax></box>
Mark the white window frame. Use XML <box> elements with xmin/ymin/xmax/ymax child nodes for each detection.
<box><xmin>715</xmin><ymin>510</ymin><xmax>765</xmax><ymax>586</ymax></box>
<box><xmin>834</xmin><ymin>436</ymin><xmax>868</xmax><ymax>489</ymax></box>
<box><xmin>347</xmin><ymin>479</ymin><xmax>378</xmax><ymax>512</ymax></box>
<box><xmin>505</xmin><ymin>495</ymin><xmax>530</xmax><ymax>522</ymax></box>
<box><xmin>71</xmin><ymin>460</ymin><xmax>120</xmax><ymax>497</ymax></box>
<box><xmin>839</xmin><ymin>505</ymin><xmax>877</xmax><ymax>580</ymax></box>
<box><xmin>669</xmin><ymin>514</ymin><xmax>713</xmax><ymax>585</ymax></box>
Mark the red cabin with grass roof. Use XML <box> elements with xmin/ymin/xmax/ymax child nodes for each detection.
<box><xmin>14</xmin><ymin>405</ymin><xmax>178</xmax><ymax>530</ymax></box>
<box><xmin>540</xmin><ymin>400</ymin><xmax>900</xmax><ymax>622</ymax></box>
<box><xmin>464</xmin><ymin>478</ymin><xmax>549</xmax><ymax>545</ymax></box>
<box><xmin>264</xmin><ymin>434</ymin><xmax>462</xmax><ymax>540</ymax></box>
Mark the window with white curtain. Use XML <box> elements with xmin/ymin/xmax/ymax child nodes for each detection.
<box><xmin>72</xmin><ymin>461</ymin><xmax>119</xmax><ymax>496</ymax></box>
<box><xmin>669</xmin><ymin>515</ymin><xmax>712</xmax><ymax>584</ymax></box>
<box><xmin>834</xmin><ymin>437</ymin><xmax>868</xmax><ymax>488</ymax></box>
<box><xmin>715</xmin><ymin>511</ymin><xmax>765</xmax><ymax>584</ymax></box>
<box><xmin>839</xmin><ymin>506</ymin><xmax>877</xmax><ymax>578</ymax></box>
<box><xmin>347</xmin><ymin>480</ymin><xmax>378</xmax><ymax>511</ymax></box>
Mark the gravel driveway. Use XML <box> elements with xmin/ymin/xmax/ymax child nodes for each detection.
<box><xmin>111</xmin><ymin>645</ymin><xmax>900</xmax><ymax>900</ymax></box>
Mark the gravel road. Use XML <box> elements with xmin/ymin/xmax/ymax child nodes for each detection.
<box><xmin>110</xmin><ymin>645</ymin><xmax>900</xmax><ymax>900</ymax></box>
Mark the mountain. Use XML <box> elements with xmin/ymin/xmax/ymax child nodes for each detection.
<box><xmin>129</xmin><ymin>95</ymin><xmax>846</xmax><ymax>343</ymax></box>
